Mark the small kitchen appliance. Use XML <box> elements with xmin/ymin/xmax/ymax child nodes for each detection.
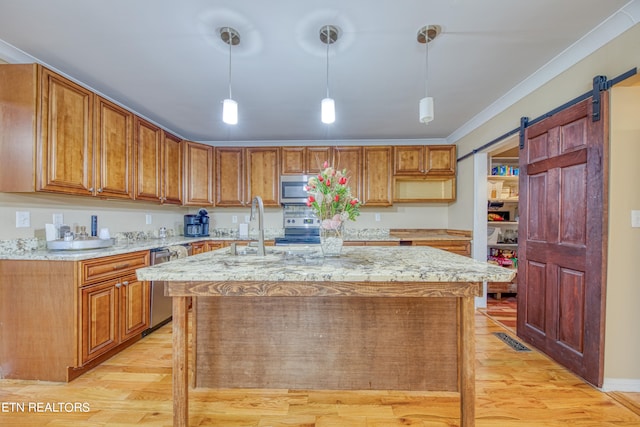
<box><xmin>274</xmin><ymin>205</ymin><xmax>321</xmax><ymax>245</ymax></box>
<box><xmin>184</xmin><ymin>209</ymin><xmax>210</xmax><ymax>237</ymax></box>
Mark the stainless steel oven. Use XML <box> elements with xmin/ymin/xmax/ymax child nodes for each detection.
<box><xmin>279</xmin><ymin>175</ymin><xmax>311</xmax><ymax>204</ymax></box>
<box><xmin>274</xmin><ymin>204</ymin><xmax>321</xmax><ymax>245</ymax></box>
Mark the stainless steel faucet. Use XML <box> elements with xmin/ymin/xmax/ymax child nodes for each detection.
<box><xmin>250</xmin><ymin>195</ymin><xmax>266</xmax><ymax>256</ymax></box>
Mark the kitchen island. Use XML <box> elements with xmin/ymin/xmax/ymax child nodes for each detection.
<box><xmin>136</xmin><ymin>245</ymin><xmax>514</xmax><ymax>427</ymax></box>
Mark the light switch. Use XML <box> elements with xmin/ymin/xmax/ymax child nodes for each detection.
<box><xmin>232</xmin><ymin>215</ymin><xmax>238</xmax><ymax>224</ymax></box>
<box><xmin>632</xmin><ymin>210</ymin><xmax>640</xmax><ymax>228</ymax></box>
<box><xmin>145</xmin><ymin>214</ymin><xmax>152</xmax><ymax>225</ymax></box>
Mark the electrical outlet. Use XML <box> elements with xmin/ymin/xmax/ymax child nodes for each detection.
<box><xmin>245</xmin><ymin>215</ymin><xmax>251</xmax><ymax>223</ymax></box>
<box><xmin>232</xmin><ymin>215</ymin><xmax>238</xmax><ymax>224</ymax></box>
<box><xmin>16</xmin><ymin>211</ymin><xmax>30</xmax><ymax>228</ymax></box>
<box><xmin>632</xmin><ymin>210</ymin><xmax>640</xmax><ymax>228</ymax></box>
<box><xmin>52</xmin><ymin>213</ymin><xmax>63</xmax><ymax>226</ymax></box>
<box><xmin>145</xmin><ymin>214</ymin><xmax>152</xmax><ymax>225</ymax></box>
<box><xmin>375</xmin><ymin>213</ymin><xmax>381</xmax><ymax>222</ymax></box>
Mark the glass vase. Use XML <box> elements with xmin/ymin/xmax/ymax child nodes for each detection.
<box><xmin>319</xmin><ymin>223</ymin><xmax>344</xmax><ymax>257</ymax></box>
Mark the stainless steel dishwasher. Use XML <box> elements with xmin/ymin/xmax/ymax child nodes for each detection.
<box><xmin>145</xmin><ymin>244</ymin><xmax>192</xmax><ymax>335</ymax></box>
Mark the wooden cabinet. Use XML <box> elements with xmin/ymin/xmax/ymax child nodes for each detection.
<box><xmin>215</xmin><ymin>147</ymin><xmax>280</xmax><ymax>207</ymax></box>
<box><xmin>246</xmin><ymin>147</ymin><xmax>280</xmax><ymax>206</ymax></box>
<box><xmin>191</xmin><ymin>241</ymin><xmax>225</xmax><ymax>254</ymax></box>
<box><xmin>392</xmin><ymin>145</ymin><xmax>457</xmax><ymax>203</ymax></box>
<box><xmin>79</xmin><ymin>251</ymin><xmax>150</xmax><ymax>364</ymax></box>
<box><xmin>332</xmin><ymin>146</ymin><xmax>363</xmax><ymax>201</ymax></box>
<box><xmin>183</xmin><ymin>141</ymin><xmax>213</xmax><ymax>206</ymax></box>
<box><xmin>0</xmin><ymin>64</ymin><xmax>133</xmax><ymax>199</ymax></box>
<box><xmin>134</xmin><ymin>117</ymin><xmax>182</xmax><ymax>204</ymax></box>
<box><xmin>362</xmin><ymin>146</ymin><xmax>392</xmax><ymax>206</ymax></box>
<box><xmin>393</xmin><ymin>145</ymin><xmax>456</xmax><ymax>176</ymax></box>
<box><xmin>95</xmin><ymin>96</ymin><xmax>134</xmax><ymax>199</ymax></box>
<box><xmin>39</xmin><ymin>67</ymin><xmax>95</xmax><ymax>195</ymax></box>
<box><xmin>282</xmin><ymin>146</ymin><xmax>332</xmax><ymax>175</ymax></box>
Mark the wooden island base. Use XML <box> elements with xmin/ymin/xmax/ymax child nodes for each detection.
<box><xmin>170</xmin><ymin>280</ymin><xmax>480</xmax><ymax>427</ymax></box>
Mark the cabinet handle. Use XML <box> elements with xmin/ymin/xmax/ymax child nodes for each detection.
<box><xmin>97</xmin><ymin>188</ymin><xmax>103</xmax><ymax>193</ymax></box>
<box><xmin>88</xmin><ymin>187</ymin><xmax>94</xmax><ymax>192</ymax></box>
<box><xmin>122</xmin><ymin>280</ymin><xmax>129</xmax><ymax>286</ymax></box>
<box><xmin>112</xmin><ymin>263</ymin><xmax>130</xmax><ymax>271</ymax></box>
<box><xmin>115</xmin><ymin>282</ymin><xmax>122</xmax><ymax>288</ymax></box>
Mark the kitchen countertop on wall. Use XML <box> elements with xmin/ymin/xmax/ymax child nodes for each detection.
<box><xmin>0</xmin><ymin>229</ymin><xmax>472</xmax><ymax>261</ymax></box>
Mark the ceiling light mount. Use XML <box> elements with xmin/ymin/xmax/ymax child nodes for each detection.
<box><xmin>319</xmin><ymin>25</ymin><xmax>339</xmax><ymax>45</ymax></box>
<box><xmin>220</xmin><ymin>27</ymin><xmax>240</xmax><ymax>46</ymax></box>
<box><xmin>417</xmin><ymin>25</ymin><xmax>440</xmax><ymax>44</ymax></box>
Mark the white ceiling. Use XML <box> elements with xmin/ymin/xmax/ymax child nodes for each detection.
<box><xmin>0</xmin><ymin>0</ymin><xmax>635</xmax><ymax>143</ymax></box>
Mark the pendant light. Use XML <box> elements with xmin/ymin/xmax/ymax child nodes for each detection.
<box><xmin>220</xmin><ymin>27</ymin><xmax>240</xmax><ymax>125</ymax></box>
<box><xmin>417</xmin><ymin>25</ymin><xmax>440</xmax><ymax>124</ymax></box>
<box><xmin>320</xmin><ymin>25</ymin><xmax>339</xmax><ymax>124</ymax></box>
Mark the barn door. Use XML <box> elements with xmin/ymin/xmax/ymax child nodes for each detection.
<box><xmin>517</xmin><ymin>96</ymin><xmax>608</xmax><ymax>387</ymax></box>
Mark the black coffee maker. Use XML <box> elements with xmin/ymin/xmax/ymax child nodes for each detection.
<box><xmin>184</xmin><ymin>209</ymin><xmax>210</xmax><ymax>237</ymax></box>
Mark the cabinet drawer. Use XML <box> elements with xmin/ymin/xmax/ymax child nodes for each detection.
<box><xmin>79</xmin><ymin>250</ymin><xmax>150</xmax><ymax>285</ymax></box>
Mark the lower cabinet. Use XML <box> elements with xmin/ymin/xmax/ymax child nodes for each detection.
<box><xmin>78</xmin><ymin>250</ymin><xmax>150</xmax><ymax>365</ymax></box>
<box><xmin>411</xmin><ymin>240</ymin><xmax>471</xmax><ymax>257</ymax></box>
<box><xmin>80</xmin><ymin>272</ymin><xmax>149</xmax><ymax>364</ymax></box>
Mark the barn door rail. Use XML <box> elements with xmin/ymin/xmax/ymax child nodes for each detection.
<box><xmin>457</xmin><ymin>67</ymin><xmax>637</xmax><ymax>161</ymax></box>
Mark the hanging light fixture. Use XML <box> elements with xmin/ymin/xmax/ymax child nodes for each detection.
<box><xmin>320</xmin><ymin>25</ymin><xmax>339</xmax><ymax>124</ymax></box>
<box><xmin>417</xmin><ymin>25</ymin><xmax>440</xmax><ymax>124</ymax></box>
<box><xmin>220</xmin><ymin>27</ymin><xmax>240</xmax><ymax>125</ymax></box>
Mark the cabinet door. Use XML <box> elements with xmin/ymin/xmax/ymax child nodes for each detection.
<box><xmin>95</xmin><ymin>96</ymin><xmax>133</xmax><ymax>199</ymax></box>
<box><xmin>134</xmin><ymin>117</ymin><xmax>163</xmax><ymax>202</ymax></box>
<box><xmin>362</xmin><ymin>146</ymin><xmax>392</xmax><ymax>206</ymax></box>
<box><xmin>332</xmin><ymin>146</ymin><xmax>362</xmax><ymax>201</ymax></box>
<box><xmin>393</xmin><ymin>146</ymin><xmax>425</xmax><ymax>175</ymax></box>
<box><xmin>81</xmin><ymin>280</ymin><xmax>119</xmax><ymax>364</ymax></box>
<box><xmin>119</xmin><ymin>274</ymin><xmax>150</xmax><ymax>341</ymax></box>
<box><xmin>215</xmin><ymin>147</ymin><xmax>244</xmax><ymax>206</ymax></box>
<box><xmin>306</xmin><ymin>147</ymin><xmax>332</xmax><ymax>173</ymax></box>
<box><xmin>161</xmin><ymin>131</ymin><xmax>183</xmax><ymax>204</ymax></box>
<box><xmin>39</xmin><ymin>68</ymin><xmax>94</xmax><ymax>195</ymax></box>
<box><xmin>183</xmin><ymin>141</ymin><xmax>213</xmax><ymax>206</ymax></box>
<box><xmin>246</xmin><ymin>147</ymin><xmax>280</xmax><ymax>207</ymax></box>
<box><xmin>191</xmin><ymin>241</ymin><xmax>206</xmax><ymax>254</ymax></box>
<box><xmin>205</xmin><ymin>241</ymin><xmax>224</xmax><ymax>252</ymax></box>
<box><xmin>281</xmin><ymin>147</ymin><xmax>306</xmax><ymax>175</ymax></box>
<box><xmin>425</xmin><ymin>145</ymin><xmax>456</xmax><ymax>175</ymax></box>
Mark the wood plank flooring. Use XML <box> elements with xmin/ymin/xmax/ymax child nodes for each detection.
<box><xmin>1</xmin><ymin>313</ymin><xmax>639</xmax><ymax>426</ymax></box>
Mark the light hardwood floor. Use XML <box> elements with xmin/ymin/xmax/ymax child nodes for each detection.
<box><xmin>1</xmin><ymin>313</ymin><xmax>639</xmax><ymax>426</ymax></box>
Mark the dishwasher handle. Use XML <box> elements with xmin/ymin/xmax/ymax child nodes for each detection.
<box><xmin>150</xmin><ymin>248</ymin><xmax>172</xmax><ymax>265</ymax></box>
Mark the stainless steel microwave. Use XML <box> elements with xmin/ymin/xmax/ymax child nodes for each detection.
<box><xmin>280</xmin><ymin>175</ymin><xmax>310</xmax><ymax>204</ymax></box>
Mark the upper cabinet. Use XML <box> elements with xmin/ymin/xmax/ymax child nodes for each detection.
<box><xmin>134</xmin><ymin>118</ymin><xmax>182</xmax><ymax>204</ymax></box>
<box><xmin>215</xmin><ymin>147</ymin><xmax>280</xmax><ymax>207</ymax></box>
<box><xmin>393</xmin><ymin>145</ymin><xmax>456</xmax><ymax>176</ymax></box>
<box><xmin>95</xmin><ymin>96</ymin><xmax>134</xmax><ymax>199</ymax></box>
<box><xmin>183</xmin><ymin>141</ymin><xmax>213</xmax><ymax>206</ymax></box>
<box><xmin>392</xmin><ymin>145</ymin><xmax>457</xmax><ymax>203</ymax></box>
<box><xmin>362</xmin><ymin>146</ymin><xmax>393</xmax><ymax>206</ymax></box>
<box><xmin>332</xmin><ymin>146</ymin><xmax>362</xmax><ymax>202</ymax></box>
<box><xmin>39</xmin><ymin>67</ymin><xmax>95</xmax><ymax>195</ymax></box>
<box><xmin>0</xmin><ymin>64</ymin><xmax>134</xmax><ymax>199</ymax></box>
<box><xmin>281</xmin><ymin>146</ymin><xmax>332</xmax><ymax>175</ymax></box>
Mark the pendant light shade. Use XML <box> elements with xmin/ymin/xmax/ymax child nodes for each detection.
<box><xmin>220</xmin><ymin>27</ymin><xmax>240</xmax><ymax>125</ymax></box>
<box><xmin>417</xmin><ymin>25</ymin><xmax>440</xmax><ymax>125</ymax></box>
<box><xmin>222</xmin><ymin>98</ymin><xmax>238</xmax><ymax>125</ymax></box>
<box><xmin>419</xmin><ymin>96</ymin><xmax>434</xmax><ymax>123</ymax></box>
<box><xmin>321</xmin><ymin>97</ymin><xmax>335</xmax><ymax>124</ymax></box>
<box><xmin>320</xmin><ymin>25</ymin><xmax>339</xmax><ymax>124</ymax></box>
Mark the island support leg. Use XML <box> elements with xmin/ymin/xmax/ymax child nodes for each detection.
<box><xmin>173</xmin><ymin>296</ymin><xmax>189</xmax><ymax>427</ymax></box>
<box><xmin>460</xmin><ymin>296</ymin><xmax>476</xmax><ymax>427</ymax></box>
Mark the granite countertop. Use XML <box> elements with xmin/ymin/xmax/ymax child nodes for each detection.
<box><xmin>136</xmin><ymin>245</ymin><xmax>513</xmax><ymax>284</ymax></box>
<box><xmin>0</xmin><ymin>229</ymin><xmax>471</xmax><ymax>261</ymax></box>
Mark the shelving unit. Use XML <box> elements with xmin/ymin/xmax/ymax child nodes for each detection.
<box><xmin>487</xmin><ymin>156</ymin><xmax>519</xmax><ymax>299</ymax></box>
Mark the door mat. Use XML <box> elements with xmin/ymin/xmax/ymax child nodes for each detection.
<box><xmin>493</xmin><ymin>332</ymin><xmax>531</xmax><ymax>352</ymax></box>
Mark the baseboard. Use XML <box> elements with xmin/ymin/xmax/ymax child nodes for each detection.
<box><xmin>601</xmin><ymin>378</ymin><xmax>640</xmax><ymax>392</ymax></box>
